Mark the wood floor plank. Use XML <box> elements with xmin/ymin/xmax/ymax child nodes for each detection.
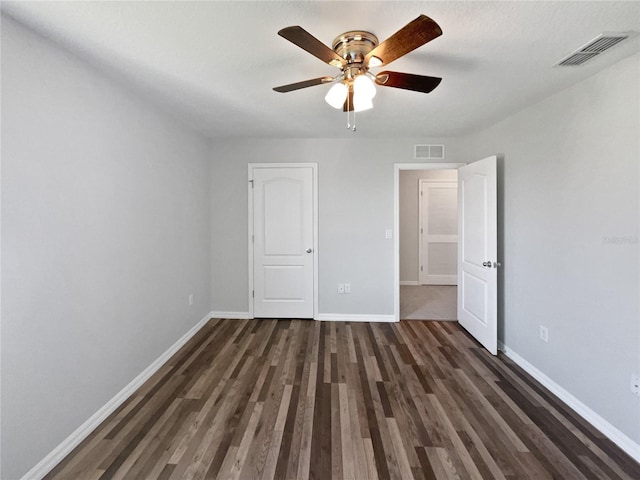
<box><xmin>109</xmin><ymin>397</ymin><xmax>184</xmax><ymax>480</ymax></box>
<box><xmin>45</xmin><ymin>319</ymin><xmax>640</xmax><ymax>480</ymax></box>
<box><xmin>387</xmin><ymin>417</ymin><xmax>417</xmax><ymax>480</ymax></box>
<box><xmin>136</xmin><ymin>408</ymin><xmax>197</xmax><ymax>479</ymax></box>
<box><xmin>295</xmin><ymin>394</ymin><xmax>316</xmax><ymax>480</ymax></box>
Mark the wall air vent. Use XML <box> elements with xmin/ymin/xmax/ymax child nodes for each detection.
<box><xmin>555</xmin><ymin>32</ymin><xmax>633</xmax><ymax>67</ymax></box>
<box><xmin>415</xmin><ymin>144</ymin><xmax>445</xmax><ymax>160</ymax></box>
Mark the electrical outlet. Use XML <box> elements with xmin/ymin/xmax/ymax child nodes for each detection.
<box><xmin>338</xmin><ymin>284</ymin><xmax>345</xmax><ymax>294</ymax></box>
<box><xmin>631</xmin><ymin>374</ymin><xmax>640</xmax><ymax>396</ymax></box>
<box><xmin>188</xmin><ymin>294</ymin><xmax>194</xmax><ymax>306</ymax></box>
<box><xmin>539</xmin><ymin>325</ymin><xmax>548</xmax><ymax>343</ymax></box>
<box><xmin>344</xmin><ymin>283</ymin><xmax>351</xmax><ymax>294</ymax></box>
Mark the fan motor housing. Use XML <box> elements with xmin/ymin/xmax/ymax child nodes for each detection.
<box><xmin>332</xmin><ymin>31</ymin><xmax>379</xmax><ymax>65</ymax></box>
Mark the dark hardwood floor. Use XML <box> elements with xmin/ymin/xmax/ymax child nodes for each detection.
<box><xmin>45</xmin><ymin>319</ymin><xmax>640</xmax><ymax>479</ymax></box>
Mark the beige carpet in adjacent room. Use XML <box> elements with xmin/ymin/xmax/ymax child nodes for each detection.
<box><xmin>400</xmin><ymin>285</ymin><xmax>457</xmax><ymax>320</ymax></box>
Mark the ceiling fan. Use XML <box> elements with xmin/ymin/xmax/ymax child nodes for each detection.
<box><xmin>273</xmin><ymin>15</ymin><xmax>443</xmax><ymax>115</ymax></box>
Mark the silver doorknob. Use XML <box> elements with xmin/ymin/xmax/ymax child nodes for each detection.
<box><xmin>306</xmin><ymin>248</ymin><xmax>313</xmax><ymax>253</ymax></box>
<box><xmin>482</xmin><ymin>261</ymin><xmax>492</xmax><ymax>267</ymax></box>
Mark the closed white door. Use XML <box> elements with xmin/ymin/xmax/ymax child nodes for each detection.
<box><xmin>419</xmin><ymin>181</ymin><xmax>458</xmax><ymax>285</ymax></box>
<box><xmin>251</xmin><ymin>166</ymin><xmax>315</xmax><ymax>318</ymax></box>
<box><xmin>457</xmin><ymin>156</ymin><xmax>498</xmax><ymax>355</ymax></box>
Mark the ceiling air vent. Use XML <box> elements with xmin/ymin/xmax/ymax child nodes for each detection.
<box><xmin>415</xmin><ymin>144</ymin><xmax>445</xmax><ymax>160</ymax></box>
<box><xmin>555</xmin><ymin>32</ymin><xmax>632</xmax><ymax>67</ymax></box>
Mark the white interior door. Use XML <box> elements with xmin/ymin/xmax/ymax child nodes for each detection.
<box><xmin>457</xmin><ymin>156</ymin><xmax>498</xmax><ymax>354</ymax></box>
<box><xmin>251</xmin><ymin>165</ymin><xmax>315</xmax><ymax>318</ymax></box>
<box><xmin>419</xmin><ymin>181</ymin><xmax>458</xmax><ymax>285</ymax></box>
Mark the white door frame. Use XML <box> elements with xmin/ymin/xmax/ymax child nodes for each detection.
<box><xmin>394</xmin><ymin>163</ymin><xmax>465</xmax><ymax>322</ymax></box>
<box><xmin>248</xmin><ymin>163</ymin><xmax>319</xmax><ymax>319</ymax></box>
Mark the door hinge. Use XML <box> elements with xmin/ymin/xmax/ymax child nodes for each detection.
<box><xmin>420</xmin><ymin>227</ymin><xmax>423</xmax><ymax>234</ymax></box>
<box><xmin>249</xmin><ymin>179</ymin><xmax>254</xmax><ymax>188</ymax></box>
<box><xmin>420</xmin><ymin>190</ymin><xmax>423</xmax><ymax>197</ymax></box>
<box><xmin>252</xmin><ymin>234</ymin><xmax>254</xmax><ymax>243</ymax></box>
<box><xmin>252</xmin><ymin>290</ymin><xmax>254</xmax><ymax>298</ymax></box>
<box><xmin>420</xmin><ymin>265</ymin><xmax>424</xmax><ymax>272</ymax></box>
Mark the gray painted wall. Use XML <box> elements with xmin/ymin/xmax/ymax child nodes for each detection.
<box><xmin>466</xmin><ymin>52</ymin><xmax>640</xmax><ymax>444</ymax></box>
<box><xmin>210</xmin><ymin>139</ymin><xmax>466</xmax><ymax>316</ymax></box>
<box><xmin>2</xmin><ymin>10</ymin><xmax>639</xmax><ymax>479</ymax></box>
<box><xmin>1</xmin><ymin>16</ymin><xmax>212</xmax><ymax>479</ymax></box>
<box><xmin>399</xmin><ymin>169</ymin><xmax>458</xmax><ymax>283</ymax></box>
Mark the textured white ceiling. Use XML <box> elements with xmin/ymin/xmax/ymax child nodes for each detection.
<box><xmin>2</xmin><ymin>1</ymin><xmax>639</xmax><ymax>139</ymax></box>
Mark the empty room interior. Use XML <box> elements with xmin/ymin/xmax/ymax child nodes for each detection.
<box><xmin>1</xmin><ymin>1</ymin><xmax>639</xmax><ymax>479</ymax></box>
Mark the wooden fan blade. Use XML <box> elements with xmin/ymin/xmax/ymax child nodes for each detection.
<box><xmin>375</xmin><ymin>71</ymin><xmax>442</xmax><ymax>93</ymax></box>
<box><xmin>365</xmin><ymin>15</ymin><xmax>442</xmax><ymax>67</ymax></box>
<box><xmin>278</xmin><ymin>26</ymin><xmax>346</xmax><ymax>68</ymax></box>
<box><xmin>273</xmin><ymin>76</ymin><xmax>334</xmax><ymax>93</ymax></box>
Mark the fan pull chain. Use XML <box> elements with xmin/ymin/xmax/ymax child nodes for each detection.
<box><xmin>344</xmin><ymin>89</ymin><xmax>356</xmax><ymax>132</ymax></box>
<box><xmin>346</xmin><ymin>109</ymin><xmax>356</xmax><ymax>132</ymax></box>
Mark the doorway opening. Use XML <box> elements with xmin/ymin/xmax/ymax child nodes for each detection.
<box><xmin>394</xmin><ymin>163</ymin><xmax>465</xmax><ymax>322</ymax></box>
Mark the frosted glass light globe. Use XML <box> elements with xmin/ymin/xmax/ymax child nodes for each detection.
<box><xmin>325</xmin><ymin>82</ymin><xmax>348</xmax><ymax>109</ymax></box>
<box><xmin>354</xmin><ymin>74</ymin><xmax>376</xmax><ymax>99</ymax></box>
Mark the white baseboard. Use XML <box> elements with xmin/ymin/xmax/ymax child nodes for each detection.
<box><xmin>400</xmin><ymin>281</ymin><xmax>420</xmax><ymax>286</ymax></box>
<box><xmin>210</xmin><ymin>312</ymin><xmax>395</xmax><ymax>322</ymax></box>
<box><xmin>316</xmin><ymin>313</ymin><xmax>396</xmax><ymax>322</ymax></box>
<box><xmin>20</xmin><ymin>312</ymin><xmax>214</xmax><ymax>480</ymax></box>
<box><xmin>498</xmin><ymin>342</ymin><xmax>640</xmax><ymax>464</ymax></box>
<box><xmin>211</xmin><ymin>311</ymin><xmax>252</xmax><ymax>319</ymax></box>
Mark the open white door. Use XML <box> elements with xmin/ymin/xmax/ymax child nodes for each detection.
<box><xmin>457</xmin><ymin>156</ymin><xmax>498</xmax><ymax>354</ymax></box>
<box><xmin>250</xmin><ymin>165</ymin><xmax>316</xmax><ymax>318</ymax></box>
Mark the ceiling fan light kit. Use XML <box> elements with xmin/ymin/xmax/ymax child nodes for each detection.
<box><xmin>274</xmin><ymin>15</ymin><xmax>443</xmax><ymax>131</ymax></box>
